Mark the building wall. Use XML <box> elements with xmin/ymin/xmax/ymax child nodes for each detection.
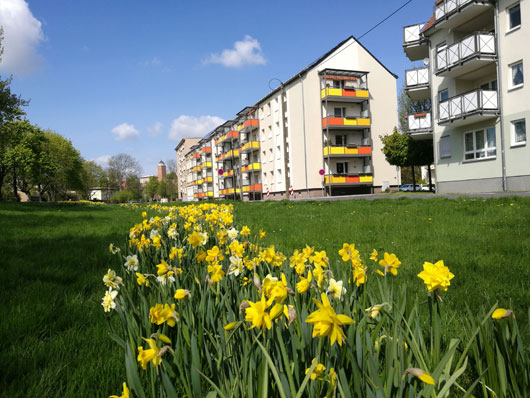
<box><xmin>175</xmin><ymin>138</ymin><xmax>201</xmax><ymax>200</ymax></box>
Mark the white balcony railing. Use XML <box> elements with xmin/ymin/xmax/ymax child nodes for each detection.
<box><xmin>438</xmin><ymin>89</ymin><xmax>498</xmax><ymax>122</ymax></box>
<box><xmin>435</xmin><ymin>0</ymin><xmax>473</xmax><ymax>21</ymax></box>
<box><xmin>436</xmin><ymin>33</ymin><xmax>495</xmax><ymax>72</ymax></box>
<box><xmin>407</xmin><ymin>113</ymin><xmax>432</xmax><ymax>131</ymax></box>
<box><xmin>405</xmin><ymin>67</ymin><xmax>429</xmax><ymax>88</ymax></box>
<box><xmin>403</xmin><ymin>23</ymin><xmax>426</xmax><ymax>45</ymax></box>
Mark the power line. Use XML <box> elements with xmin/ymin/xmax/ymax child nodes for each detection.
<box><xmin>321</xmin><ymin>0</ymin><xmax>415</xmax><ymax>64</ymax></box>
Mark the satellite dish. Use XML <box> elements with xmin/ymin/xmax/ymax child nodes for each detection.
<box><xmin>423</xmin><ymin>58</ymin><xmax>430</xmax><ymax>66</ymax></box>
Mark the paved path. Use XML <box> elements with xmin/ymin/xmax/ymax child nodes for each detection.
<box><xmin>291</xmin><ymin>191</ymin><xmax>530</xmax><ymax>202</ymax></box>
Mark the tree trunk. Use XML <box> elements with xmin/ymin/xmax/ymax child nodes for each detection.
<box><xmin>411</xmin><ymin>165</ymin><xmax>416</xmax><ymax>192</ymax></box>
<box><xmin>428</xmin><ymin>165</ymin><xmax>433</xmax><ymax>192</ymax></box>
<box><xmin>12</xmin><ymin>167</ymin><xmax>19</xmax><ymax>202</ymax></box>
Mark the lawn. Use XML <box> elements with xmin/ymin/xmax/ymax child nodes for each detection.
<box><xmin>1</xmin><ymin>196</ymin><xmax>529</xmax><ymax>397</ymax></box>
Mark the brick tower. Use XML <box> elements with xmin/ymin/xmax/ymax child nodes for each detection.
<box><xmin>157</xmin><ymin>160</ymin><xmax>166</xmax><ymax>182</ymax></box>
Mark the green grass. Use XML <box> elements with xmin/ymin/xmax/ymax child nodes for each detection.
<box><xmin>1</xmin><ymin>197</ymin><xmax>529</xmax><ymax>397</ymax></box>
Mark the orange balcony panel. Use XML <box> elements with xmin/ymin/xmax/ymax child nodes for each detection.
<box><xmin>244</xmin><ymin>119</ymin><xmax>259</xmax><ymax>128</ymax></box>
<box><xmin>193</xmin><ymin>153</ymin><xmax>200</xmax><ymax>158</ymax></box>
<box><xmin>358</xmin><ymin>146</ymin><xmax>372</xmax><ymax>155</ymax></box>
<box><xmin>345</xmin><ymin>176</ymin><xmax>360</xmax><ymax>183</ymax></box>
<box><xmin>322</xmin><ymin>117</ymin><xmax>344</xmax><ymax>128</ymax></box>
<box><xmin>201</xmin><ymin>147</ymin><xmax>212</xmax><ymax>153</ymax></box>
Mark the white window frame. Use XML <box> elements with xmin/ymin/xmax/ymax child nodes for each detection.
<box><xmin>509</xmin><ymin>60</ymin><xmax>524</xmax><ymax>89</ymax></box>
<box><xmin>440</xmin><ymin>135</ymin><xmax>451</xmax><ymax>159</ymax></box>
<box><xmin>507</xmin><ymin>2</ymin><xmax>521</xmax><ymax>33</ymax></box>
<box><xmin>511</xmin><ymin>118</ymin><xmax>526</xmax><ymax>147</ymax></box>
<box><xmin>463</xmin><ymin>127</ymin><xmax>497</xmax><ymax>161</ymax></box>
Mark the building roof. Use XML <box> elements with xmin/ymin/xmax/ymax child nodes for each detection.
<box><xmin>174</xmin><ymin>137</ymin><xmax>201</xmax><ymax>152</ymax></box>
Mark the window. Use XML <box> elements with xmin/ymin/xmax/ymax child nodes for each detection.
<box><xmin>334</xmin><ymin>107</ymin><xmax>346</xmax><ymax>117</ymax></box>
<box><xmin>335</xmin><ymin>135</ymin><xmax>347</xmax><ymax>146</ymax></box>
<box><xmin>336</xmin><ymin>162</ymin><xmax>349</xmax><ymax>174</ymax></box>
<box><xmin>439</xmin><ymin>89</ymin><xmax>449</xmax><ymax>102</ymax></box>
<box><xmin>333</xmin><ymin>80</ymin><xmax>342</xmax><ymax>89</ymax></box>
<box><xmin>464</xmin><ymin>127</ymin><xmax>496</xmax><ymax>160</ymax></box>
<box><xmin>268</xmin><ymin>125</ymin><xmax>272</xmax><ymax>139</ymax></box>
<box><xmin>277</xmin><ymin>169</ymin><xmax>282</xmax><ymax>184</ymax></box>
<box><xmin>510</xmin><ymin>61</ymin><xmax>524</xmax><ymax>88</ymax></box>
<box><xmin>480</xmin><ymin>80</ymin><xmax>497</xmax><ymax>91</ymax></box>
<box><xmin>511</xmin><ymin>119</ymin><xmax>526</xmax><ymax>146</ymax></box>
<box><xmin>508</xmin><ymin>3</ymin><xmax>521</xmax><ymax>31</ymax></box>
<box><xmin>276</xmin><ymin>145</ymin><xmax>281</xmax><ymax>160</ymax></box>
<box><xmin>440</xmin><ymin>135</ymin><xmax>451</xmax><ymax>158</ymax></box>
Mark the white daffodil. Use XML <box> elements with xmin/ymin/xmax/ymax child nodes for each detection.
<box><xmin>124</xmin><ymin>254</ymin><xmax>139</xmax><ymax>272</ymax></box>
<box><xmin>327</xmin><ymin>278</ymin><xmax>346</xmax><ymax>300</ymax></box>
<box><xmin>101</xmin><ymin>288</ymin><xmax>118</xmax><ymax>312</ymax></box>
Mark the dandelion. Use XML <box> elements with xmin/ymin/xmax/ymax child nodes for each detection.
<box><xmin>379</xmin><ymin>252</ymin><xmax>401</xmax><ymax>276</ymax></box>
<box><xmin>417</xmin><ymin>260</ymin><xmax>454</xmax><ymax>292</ymax></box>
<box><xmin>101</xmin><ymin>288</ymin><xmax>118</xmax><ymax>312</ymax></box>
<box><xmin>109</xmin><ymin>382</ymin><xmax>129</xmax><ymax>398</ymax></box>
<box><xmin>109</xmin><ymin>243</ymin><xmax>120</xmax><ymax>254</ymax></box>
<box><xmin>103</xmin><ymin>269</ymin><xmax>123</xmax><ymax>289</ymax></box>
<box><xmin>305</xmin><ymin>293</ymin><xmax>354</xmax><ymax>346</ymax></box>
<box><xmin>124</xmin><ymin>255</ymin><xmax>139</xmax><ymax>272</ymax></box>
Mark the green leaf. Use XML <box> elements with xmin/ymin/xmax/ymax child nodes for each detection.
<box><xmin>255</xmin><ymin>338</ymin><xmax>286</xmax><ymax>398</ymax></box>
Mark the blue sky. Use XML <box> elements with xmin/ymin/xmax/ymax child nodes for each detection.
<box><xmin>0</xmin><ymin>0</ymin><xmax>434</xmax><ymax>176</ymax></box>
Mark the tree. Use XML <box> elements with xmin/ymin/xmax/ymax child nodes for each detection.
<box><xmin>380</xmin><ymin>127</ymin><xmax>410</xmax><ymax>167</ymax></box>
<box><xmin>144</xmin><ymin>176</ymin><xmax>159</xmax><ymax>201</ymax></box>
<box><xmin>165</xmin><ymin>159</ymin><xmax>177</xmax><ymax>174</ymax></box>
<box><xmin>165</xmin><ymin>172</ymin><xmax>178</xmax><ymax>201</ymax></box>
<box><xmin>107</xmin><ymin>153</ymin><xmax>142</xmax><ymax>190</ymax></box>
<box><xmin>157</xmin><ymin>179</ymin><xmax>167</xmax><ymax>199</ymax></box>
<box><xmin>126</xmin><ymin>175</ymin><xmax>142</xmax><ymax>200</ymax></box>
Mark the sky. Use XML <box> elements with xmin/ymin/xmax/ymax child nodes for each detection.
<box><xmin>0</xmin><ymin>0</ymin><xmax>434</xmax><ymax>176</ymax></box>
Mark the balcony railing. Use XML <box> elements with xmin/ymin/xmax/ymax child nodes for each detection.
<box><xmin>242</xmin><ymin>184</ymin><xmax>262</xmax><ymax>193</ymax></box>
<box><xmin>216</xmin><ymin>149</ymin><xmax>240</xmax><ymax>162</ymax></box>
<box><xmin>406</xmin><ymin>67</ymin><xmax>429</xmax><ymax>89</ymax></box>
<box><xmin>406</xmin><ymin>112</ymin><xmax>433</xmax><ymax>132</ymax></box>
<box><xmin>237</xmin><ymin>119</ymin><xmax>259</xmax><ymax>133</ymax></box>
<box><xmin>403</xmin><ymin>23</ymin><xmax>426</xmax><ymax>45</ymax></box>
<box><xmin>215</xmin><ymin>131</ymin><xmax>239</xmax><ymax>145</ymax></box>
<box><xmin>436</xmin><ymin>33</ymin><xmax>495</xmax><ymax>75</ymax></box>
<box><xmin>324</xmin><ymin>173</ymin><xmax>373</xmax><ymax>185</ymax></box>
<box><xmin>240</xmin><ymin>141</ymin><xmax>260</xmax><ymax>153</ymax></box>
<box><xmin>322</xmin><ymin>116</ymin><xmax>371</xmax><ymax>129</ymax></box>
<box><xmin>220</xmin><ymin>188</ymin><xmax>240</xmax><ymax>195</ymax></box>
<box><xmin>434</xmin><ymin>0</ymin><xmax>493</xmax><ymax>30</ymax></box>
<box><xmin>438</xmin><ymin>89</ymin><xmax>498</xmax><ymax>124</ymax></box>
<box><xmin>320</xmin><ymin>87</ymin><xmax>369</xmax><ymax>102</ymax></box>
<box><xmin>241</xmin><ymin>162</ymin><xmax>261</xmax><ymax>173</ymax></box>
<box><xmin>323</xmin><ymin>145</ymin><xmax>372</xmax><ymax>156</ymax></box>
<box><xmin>200</xmin><ymin>161</ymin><xmax>212</xmax><ymax>169</ymax></box>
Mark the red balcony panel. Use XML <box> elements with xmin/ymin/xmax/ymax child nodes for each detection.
<box><xmin>345</xmin><ymin>176</ymin><xmax>360</xmax><ymax>183</ymax></box>
<box><xmin>358</xmin><ymin>146</ymin><xmax>372</xmax><ymax>155</ymax></box>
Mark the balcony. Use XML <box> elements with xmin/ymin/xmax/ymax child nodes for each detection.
<box><xmin>218</xmin><ymin>169</ymin><xmax>234</xmax><ymax>178</ymax></box>
<box><xmin>323</xmin><ymin>145</ymin><xmax>372</xmax><ymax>157</ymax></box>
<box><xmin>433</xmin><ymin>0</ymin><xmax>494</xmax><ymax>31</ymax></box>
<box><xmin>320</xmin><ymin>87</ymin><xmax>369</xmax><ymax>102</ymax></box>
<box><xmin>196</xmin><ymin>176</ymin><xmax>213</xmax><ymax>185</ymax></box>
<box><xmin>240</xmin><ymin>141</ymin><xmax>260</xmax><ymax>153</ymax></box>
<box><xmin>216</xmin><ymin>149</ymin><xmax>240</xmax><ymax>162</ymax></box>
<box><xmin>403</xmin><ymin>23</ymin><xmax>429</xmax><ymax>61</ymax></box>
<box><xmin>201</xmin><ymin>147</ymin><xmax>212</xmax><ymax>153</ymax></box>
<box><xmin>200</xmin><ymin>161</ymin><xmax>212</xmax><ymax>169</ymax></box>
<box><xmin>405</xmin><ymin>67</ymin><xmax>430</xmax><ymax>101</ymax></box>
<box><xmin>406</xmin><ymin>112</ymin><xmax>433</xmax><ymax>140</ymax></box>
<box><xmin>242</xmin><ymin>184</ymin><xmax>262</xmax><ymax>193</ymax></box>
<box><xmin>195</xmin><ymin>191</ymin><xmax>214</xmax><ymax>199</ymax></box>
<box><xmin>216</xmin><ymin>130</ymin><xmax>239</xmax><ymax>145</ymax></box>
<box><xmin>238</xmin><ymin>119</ymin><xmax>259</xmax><ymax>133</ymax></box>
<box><xmin>322</xmin><ymin>116</ymin><xmax>370</xmax><ymax>129</ymax></box>
<box><xmin>241</xmin><ymin>162</ymin><xmax>261</xmax><ymax>173</ymax></box>
<box><xmin>438</xmin><ymin>89</ymin><xmax>498</xmax><ymax>127</ymax></box>
<box><xmin>220</xmin><ymin>188</ymin><xmax>240</xmax><ymax>196</ymax></box>
<box><xmin>324</xmin><ymin>173</ymin><xmax>373</xmax><ymax>185</ymax></box>
<box><xmin>436</xmin><ymin>33</ymin><xmax>496</xmax><ymax>78</ymax></box>
<box><xmin>190</xmin><ymin>165</ymin><xmax>201</xmax><ymax>173</ymax></box>
<box><xmin>192</xmin><ymin>153</ymin><xmax>200</xmax><ymax>159</ymax></box>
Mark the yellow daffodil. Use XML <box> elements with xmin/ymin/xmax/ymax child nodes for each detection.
<box><xmin>206</xmin><ymin>246</ymin><xmax>224</xmax><ymax>263</ymax></box>
<box><xmin>353</xmin><ymin>265</ymin><xmax>367</xmax><ymax>286</ymax></box>
<box><xmin>370</xmin><ymin>249</ymin><xmax>378</xmax><ymax>262</ymax></box>
<box><xmin>149</xmin><ymin>303</ymin><xmax>178</xmax><ymax>327</ymax></box>
<box><xmin>109</xmin><ymin>382</ymin><xmax>130</xmax><ymax>398</ymax></box>
<box><xmin>151</xmin><ymin>236</ymin><xmax>162</xmax><ymax>249</ymax></box>
<box><xmin>404</xmin><ymin>368</ymin><xmax>435</xmax><ymax>385</ymax></box>
<box><xmin>136</xmin><ymin>272</ymin><xmax>149</xmax><ymax>287</ymax></box>
<box><xmin>109</xmin><ymin>243</ymin><xmax>120</xmax><ymax>254</ymax></box>
<box><xmin>259</xmin><ymin>229</ymin><xmax>266</xmax><ymax>239</ymax></box>
<box><xmin>311</xmin><ymin>250</ymin><xmax>329</xmax><ymax>267</ymax></box>
<box><xmin>245</xmin><ymin>295</ymin><xmax>274</xmax><ymax>331</ymax></box>
<box><xmin>492</xmin><ymin>308</ymin><xmax>513</xmax><ymax>319</ymax></box>
<box><xmin>207</xmin><ymin>263</ymin><xmax>224</xmax><ymax>283</ymax></box>
<box><xmin>223</xmin><ymin>322</ymin><xmax>238</xmax><ymax>331</ymax></box>
<box><xmin>305</xmin><ymin>358</ymin><xmax>326</xmax><ymax>381</ymax></box>
<box><xmin>302</xmin><ymin>245</ymin><xmax>314</xmax><ymax>262</ymax></box>
<box><xmin>379</xmin><ymin>252</ymin><xmax>401</xmax><ymax>276</ymax></box>
<box><xmin>229</xmin><ymin>240</ymin><xmax>245</xmax><ymax>258</ymax></box>
<box><xmin>137</xmin><ymin>338</ymin><xmax>162</xmax><ymax>370</ymax></box>
<box><xmin>174</xmin><ymin>289</ymin><xmax>190</xmax><ymax>300</ymax></box>
<box><xmin>305</xmin><ymin>293</ymin><xmax>354</xmax><ymax>346</ymax></box>
<box><xmin>313</xmin><ymin>264</ymin><xmax>325</xmax><ymax>289</ymax></box>
<box><xmin>187</xmin><ymin>231</ymin><xmax>208</xmax><ymax>248</ymax></box>
<box><xmin>417</xmin><ymin>260</ymin><xmax>454</xmax><ymax>292</ymax></box>
<box><xmin>297</xmin><ymin>271</ymin><xmax>312</xmax><ymax>293</ymax></box>
<box><xmin>240</xmin><ymin>225</ymin><xmax>251</xmax><ymax>236</ymax></box>
<box><xmin>142</xmin><ymin>211</ymin><xmax>147</xmax><ymax>218</ymax></box>
<box><xmin>338</xmin><ymin>243</ymin><xmax>359</xmax><ymax>262</ymax></box>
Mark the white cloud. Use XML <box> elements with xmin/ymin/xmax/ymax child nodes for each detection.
<box><xmin>111</xmin><ymin>123</ymin><xmax>140</xmax><ymax>142</ymax></box>
<box><xmin>147</xmin><ymin>121</ymin><xmax>162</xmax><ymax>137</ymax></box>
<box><xmin>205</xmin><ymin>35</ymin><xmax>266</xmax><ymax>68</ymax></box>
<box><xmin>93</xmin><ymin>155</ymin><xmax>111</xmax><ymax>166</ymax></box>
<box><xmin>168</xmin><ymin>115</ymin><xmax>225</xmax><ymax>141</ymax></box>
<box><xmin>0</xmin><ymin>0</ymin><xmax>45</xmax><ymax>75</ymax></box>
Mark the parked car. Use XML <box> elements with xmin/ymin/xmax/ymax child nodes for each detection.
<box><xmin>399</xmin><ymin>184</ymin><xmax>421</xmax><ymax>192</ymax></box>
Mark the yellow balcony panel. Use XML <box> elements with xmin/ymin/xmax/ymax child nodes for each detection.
<box><xmin>241</xmin><ymin>162</ymin><xmax>261</xmax><ymax>173</ymax></box>
<box><xmin>200</xmin><ymin>161</ymin><xmax>212</xmax><ymax>169</ymax></box>
<box><xmin>323</xmin><ymin>146</ymin><xmax>372</xmax><ymax>157</ymax></box>
<box><xmin>321</xmin><ymin>88</ymin><xmax>370</xmax><ymax>102</ymax></box>
<box><xmin>324</xmin><ymin>174</ymin><xmax>373</xmax><ymax>185</ymax></box>
<box><xmin>241</xmin><ymin>141</ymin><xmax>260</xmax><ymax>152</ymax></box>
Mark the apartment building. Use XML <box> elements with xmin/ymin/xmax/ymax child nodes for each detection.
<box><xmin>179</xmin><ymin>36</ymin><xmax>400</xmax><ymax>201</ymax></box>
<box><xmin>403</xmin><ymin>0</ymin><xmax>530</xmax><ymax>193</ymax></box>
<box><xmin>175</xmin><ymin>137</ymin><xmax>201</xmax><ymax>200</ymax></box>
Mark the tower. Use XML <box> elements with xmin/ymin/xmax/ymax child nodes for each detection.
<box><xmin>157</xmin><ymin>160</ymin><xmax>166</xmax><ymax>182</ymax></box>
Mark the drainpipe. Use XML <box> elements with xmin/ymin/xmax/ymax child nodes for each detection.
<box><xmin>298</xmin><ymin>73</ymin><xmax>310</xmax><ymax>198</ymax></box>
<box><xmin>494</xmin><ymin>3</ymin><xmax>507</xmax><ymax>191</ymax></box>
<box><xmin>279</xmin><ymin>83</ymin><xmax>291</xmax><ymax>200</ymax></box>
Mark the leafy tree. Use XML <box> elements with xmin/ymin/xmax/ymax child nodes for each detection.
<box><xmin>380</xmin><ymin>127</ymin><xmax>410</xmax><ymax>167</ymax></box>
<box><xmin>165</xmin><ymin>171</ymin><xmax>178</xmax><ymax>201</ymax></box>
<box><xmin>107</xmin><ymin>153</ymin><xmax>142</xmax><ymax>190</ymax></box>
<box><xmin>81</xmin><ymin>161</ymin><xmax>109</xmax><ymax>191</ymax></box>
<box><xmin>157</xmin><ymin>178</ymin><xmax>167</xmax><ymax>199</ymax></box>
<box><xmin>126</xmin><ymin>175</ymin><xmax>142</xmax><ymax>200</ymax></box>
<box><xmin>144</xmin><ymin>176</ymin><xmax>159</xmax><ymax>201</ymax></box>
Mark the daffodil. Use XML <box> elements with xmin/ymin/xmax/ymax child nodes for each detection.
<box><xmin>370</xmin><ymin>249</ymin><xmax>378</xmax><ymax>262</ymax></box>
<box><xmin>187</xmin><ymin>231</ymin><xmax>208</xmax><ymax>248</ymax></box>
<box><xmin>305</xmin><ymin>293</ymin><xmax>354</xmax><ymax>346</ymax></box>
<box><xmin>404</xmin><ymin>368</ymin><xmax>435</xmax><ymax>385</ymax></box>
<box><xmin>101</xmin><ymin>288</ymin><xmax>118</xmax><ymax>312</ymax></box>
<box><xmin>379</xmin><ymin>252</ymin><xmax>401</xmax><ymax>276</ymax></box>
<box><xmin>365</xmin><ymin>303</ymin><xmax>388</xmax><ymax>318</ymax></box>
<box><xmin>297</xmin><ymin>271</ymin><xmax>312</xmax><ymax>293</ymax></box>
<box><xmin>311</xmin><ymin>250</ymin><xmax>329</xmax><ymax>267</ymax></box>
<box><xmin>124</xmin><ymin>255</ymin><xmax>139</xmax><ymax>272</ymax></box>
<box><xmin>240</xmin><ymin>225</ymin><xmax>251</xmax><ymax>236</ymax></box>
<box><xmin>149</xmin><ymin>303</ymin><xmax>178</xmax><ymax>327</ymax></box>
<box><xmin>109</xmin><ymin>243</ymin><xmax>120</xmax><ymax>254</ymax></box>
<box><xmin>245</xmin><ymin>294</ymin><xmax>274</xmax><ymax>331</ymax></box>
<box><xmin>259</xmin><ymin>229</ymin><xmax>266</xmax><ymax>239</ymax></box>
<box><xmin>228</xmin><ymin>256</ymin><xmax>243</xmax><ymax>276</ymax></box>
<box><xmin>137</xmin><ymin>338</ymin><xmax>162</xmax><ymax>370</ymax></box>
<box><xmin>174</xmin><ymin>289</ymin><xmax>190</xmax><ymax>300</ymax></box>
<box><xmin>227</xmin><ymin>227</ymin><xmax>238</xmax><ymax>240</ymax></box>
<box><xmin>109</xmin><ymin>382</ymin><xmax>130</xmax><ymax>398</ymax></box>
<box><xmin>103</xmin><ymin>269</ymin><xmax>123</xmax><ymax>289</ymax></box>
<box><xmin>338</xmin><ymin>243</ymin><xmax>359</xmax><ymax>263</ymax></box>
<box><xmin>327</xmin><ymin>278</ymin><xmax>345</xmax><ymax>300</ymax></box>
<box><xmin>136</xmin><ymin>272</ymin><xmax>149</xmax><ymax>287</ymax></box>
<box><xmin>207</xmin><ymin>263</ymin><xmax>224</xmax><ymax>283</ymax></box>
<box><xmin>417</xmin><ymin>260</ymin><xmax>454</xmax><ymax>292</ymax></box>
<box><xmin>305</xmin><ymin>358</ymin><xmax>326</xmax><ymax>381</ymax></box>
<box><xmin>492</xmin><ymin>308</ymin><xmax>513</xmax><ymax>319</ymax></box>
